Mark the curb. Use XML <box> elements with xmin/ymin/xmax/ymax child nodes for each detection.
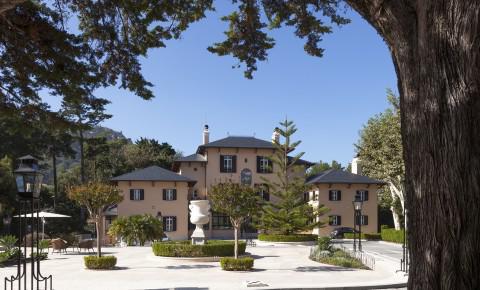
<box><xmin>258</xmin><ymin>282</ymin><xmax>407</xmax><ymax>290</ymax></box>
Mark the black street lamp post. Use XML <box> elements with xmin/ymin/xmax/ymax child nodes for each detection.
<box><xmin>4</xmin><ymin>155</ymin><xmax>52</xmax><ymax>290</ymax></box>
<box><xmin>353</xmin><ymin>200</ymin><xmax>363</xmax><ymax>252</ymax></box>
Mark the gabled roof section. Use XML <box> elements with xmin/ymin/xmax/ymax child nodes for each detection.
<box><xmin>111</xmin><ymin>166</ymin><xmax>196</xmax><ymax>185</ymax></box>
<box><xmin>306</xmin><ymin>169</ymin><xmax>386</xmax><ymax>185</ymax></box>
<box><xmin>174</xmin><ymin>154</ymin><xmax>207</xmax><ymax>163</ymax></box>
<box><xmin>197</xmin><ymin>136</ymin><xmax>274</xmax><ymax>153</ymax></box>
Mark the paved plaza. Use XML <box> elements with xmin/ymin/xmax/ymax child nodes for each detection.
<box><xmin>1</xmin><ymin>241</ymin><xmax>407</xmax><ymax>290</ymax></box>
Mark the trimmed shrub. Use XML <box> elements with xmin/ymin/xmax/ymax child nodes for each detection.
<box><xmin>84</xmin><ymin>255</ymin><xmax>117</xmax><ymax>270</ymax></box>
<box><xmin>220</xmin><ymin>257</ymin><xmax>254</xmax><ymax>271</ymax></box>
<box><xmin>316</xmin><ymin>249</ymin><xmax>369</xmax><ymax>269</ymax></box>
<box><xmin>152</xmin><ymin>240</ymin><xmax>246</xmax><ymax>257</ymax></box>
<box><xmin>364</xmin><ymin>233</ymin><xmax>381</xmax><ymax>240</ymax></box>
<box><xmin>343</xmin><ymin>233</ymin><xmax>381</xmax><ymax>240</ymax></box>
<box><xmin>317</xmin><ymin>237</ymin><xmax>332</xmax><ymax>251</ymax></box>
<box><xmin>258</xmin><ymin>234</ymin><xmax>317</xmax><ymax>242</ymax></box>
<box><xmin>381</xmin><ymin>228</ymin><xmax>404</xmax><ymax>243</ymax></box>
<box><xmin>30</xmin><ymin>252</ymin><xmax>48</xmax><ymax>261</ymax></box>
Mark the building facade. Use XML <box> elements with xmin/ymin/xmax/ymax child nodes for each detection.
<box><xmin>306</xmin><ymin>169</ymin><xmax>385</xmax><ymax>236</ymax></box>
<box><xmin>111</xmin><ymin>125</ymin><xmax>383</xmax><ymax>240</ymax></box>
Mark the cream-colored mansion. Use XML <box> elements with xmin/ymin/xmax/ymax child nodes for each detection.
<box><xmin>110</xmin><ymin>126</ymin><xmax>384</xmax><ymax>240</ymax></box>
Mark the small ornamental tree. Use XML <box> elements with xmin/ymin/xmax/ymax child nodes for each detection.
<box><xmin>258</xmin><ymin>119</ymin><xmax>328</xmax><ymax>235</ymax></box>
<box><xmin>209</xmin><ymin>182</ymin><xmax>259</xmax><ymax>259</ymax></box>
<box><xmin>67</xmin><ymin>182</ymin><xmax>123</xmax><ymax>257</ymax></box>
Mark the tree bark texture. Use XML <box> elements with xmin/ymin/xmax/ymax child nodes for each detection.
<box><xmin>96</xmin><ymin>213</ymin><xmax>103</xmax><ymax>258</ymax></box>
<box><xmin>347</xmin><ymin>1</ymin><xmax>480</xmax><ymax>289</ymax></box>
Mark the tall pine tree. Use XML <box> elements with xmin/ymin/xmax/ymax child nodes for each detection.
<box><xmin>258</xmin><ymin>119</ymin><xmax>327</xmax><ymax>235</ymax></box>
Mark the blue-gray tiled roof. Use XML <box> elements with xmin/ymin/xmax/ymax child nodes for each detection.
<box><xmin>111</xmin><ymin>166</ymin><xmax>196</xmax><ymax>183</ymax></box>
<box><xmin>306</xmin><ymin>169</ymin><xmax>386</xmax><ymax>185</ymax></box>
<box><xmin>174</xmin><ymin>154</ymin><xmax>207</xmax><ymax>162</ymax></box>
<box><xmin>197</xmin><ymin>136</ymin><xmax>274</xmax><ymax>152</ymax></box>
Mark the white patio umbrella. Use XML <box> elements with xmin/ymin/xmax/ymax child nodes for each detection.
<box><xmin>13</xmin><ymin>211</ymin><xmax>71</xmax><ymax>238</ymax></box>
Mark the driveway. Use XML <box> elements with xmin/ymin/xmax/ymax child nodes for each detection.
<box><xmin>334</xmin><ymin>240</ymin><xmax>405</xmax><ymax>264</ymax></box>
<box><xmin>1</xmin><ymin>241</ymin><xmax>406</xmax><ymax>290</ymax></box>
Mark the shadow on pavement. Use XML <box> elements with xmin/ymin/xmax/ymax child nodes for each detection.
<box><xmin>163</xmin><ymin>265</ymin><xmax>216</xmax><ymax>270</ymax></box>
<box><xmin>294</xmin><ymin>266</ymin><xmax>356</xmax><ymax>272</ymax></box>
<box><xmin>142</xmin><ymin>288</ymin><xmax>209</xmax><ymax>290</ymax></box>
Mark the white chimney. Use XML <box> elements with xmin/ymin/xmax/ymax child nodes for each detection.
<box><xmin>272</xmin><ymin>127</ymin><xmax>280</xmax><ymax>143</ymax></box>
<box><xmin>203</xmin><ymin>125</ymin><xmax>210</xmax><ymax>145</ymax></box>
<box><xmin>352</xmin><ymin>155</ymin><xmax>362</xmax><ymax>175</ymax></box>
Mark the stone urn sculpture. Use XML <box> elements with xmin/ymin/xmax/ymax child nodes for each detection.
<box><xmin>189</xmin><ymin>200</ymin><xmax>210</xmax><ymax>245</ymax></box>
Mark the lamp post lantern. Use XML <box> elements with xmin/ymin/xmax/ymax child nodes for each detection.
<box><xmin>352</xmin><ymin>200</ymin><xmax>363</xmax><ymax>252</ymax></box>
<box><xmin>5</xmin><ymin>155</ymin><xmax>52</xmax><ymax>290</ymax></box>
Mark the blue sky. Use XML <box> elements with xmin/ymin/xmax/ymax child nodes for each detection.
<box><xmin>45</xmin><ymin>4</ymin><xmax>397</xmax><ymax>167</ymax></box>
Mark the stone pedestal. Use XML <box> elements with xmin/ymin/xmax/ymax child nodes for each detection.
<box><xmin>189</xmin><ymin>200</ymin><xmax>210</xmax><ymax>245</ymax></box>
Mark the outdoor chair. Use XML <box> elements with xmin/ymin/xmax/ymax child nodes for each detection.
<box><xmin>50</xmin><ymin>238</ymin><xmax>69</xmax><ymax>253</ymax></box>
<box><xmin>77</xmin><ymin>239</ymin><xmax>94</xmax><ymax>253</ymax></box>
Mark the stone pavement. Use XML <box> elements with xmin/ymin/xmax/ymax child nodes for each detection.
<box><xmin>1</xmin><ymin>241</ymin><xmax>407</xmax><ymax>290</ymax></box>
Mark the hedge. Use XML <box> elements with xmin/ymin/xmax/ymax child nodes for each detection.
<box><xmin>84</xmin><ymin>256</ymin><xmax>117</xmax><ymax>270</ymax></box>
<box><xmin>258</xmin><ymin>234</ymin><xmax>317</xmax><ymax>242</ymax></box>
<box><xmin>381</xmin><ymin>228</ymin><xmax>404</xmax><ymax>243</ymax></box>
<box><xmin>343</xmin><ymin>233</ymin><xmax>381</xmax><ymax>240</ymax></box>
<box><xmin>152</xmin><ymin>240</ymin><xmax>246</xmax><ymax>257</ymax></box>
<box><xmin>220</xmin><ymin>257</ymin><xmax>254</xmax><ymax>271</ymax></box>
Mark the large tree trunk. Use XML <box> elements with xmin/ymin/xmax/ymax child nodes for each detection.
<box><xmin>348</xmin><ymin>1</ymin><xmax>480</xmax><ymax>289</ymax></box>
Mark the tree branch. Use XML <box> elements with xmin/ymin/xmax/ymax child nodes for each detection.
<box><xmin>345</xmin><ymin>0</ymin><xmax>417</xmax><ymax>48</ymax></box>
<box><xmin>0</xmin><ymin>0</ymin><xmax>28</xmax><ymax>15</ymax></box>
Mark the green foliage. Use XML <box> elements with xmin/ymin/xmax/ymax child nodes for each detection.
<box><xmin>38</xmin><ymin>240</ymin><xmax>50</xmax><ymax>253</ymax></box>
<box><xmin>257</xmin><ymin>119</ymin><xmax>328</xmax><ymax>235</ymax></box>
<box><xmin>0</xmin><ymin>157</ymin><xmax>16</xmax><ymax>213</ymax></box>
<box><xmin>318</xmin><ymin>237</ymin><xmax>333</xmax><ymax>251</ymax></box>
<box><xmin>343</xmin><ymin>233</ymin><xmax>381</xmax><ymax>240</ymax></box>
<box><xmin>308</xmin><ymin>160</ymin><xmax>345</xmax><ymax>177</ymax></box>
<box><xmin>209</xmin><ymin>1</ymin><xmax>349</xmax><ymax>78</ymax></box>
<box><xmin>220</xmin><ymin>257</ymin><xmax>254</xmax><ymax>271</ymax></box>
<box><xmin>314</xmin><ymin>249</ymin><xmax>369</xmax><ymax>270</ymax></box>
<box><xmin>381</xmin><ymin>228</ymin><xmax>405</xmax><ymax>244</ymax></box>
<box><xmin>108</xmin><ymin>214</ymin><xmax>163</xmax><ymax>246</ymax></box>
<box><xmin>68</xmin><ymin>182</ymin><xmax>123</xmax><ymax>257</ymax></box>
<box><xmin>356</xmin><ymin>90</ymin><xmax>404</xmax><ymax>212</ymax></box>
<box><xmin>258</xmin><ymin>234</ymin><xmax>317</xmax><ymax>242</ymax></box>
<box><xmin>84</xmin><ymin>255</ymin><xmax>117</xmax><ymax>270</ymax></box>
<box><xmin>0</xmin><ymin>235</ymin><xmax>17</xmax><ymax>252</ymax></box>
<box><xmin>209</xmin><ymin>182</ymin><xmax>259</xmax><ymax>258</ymax></box>
<box><xmin>30</xmin><ymin>252</ymin><xmax>48</xmax><ymax>261</ymax></box>
<box><xmin>152</xmin><ymin>240</ymin><xmax>246</xmax><ymax>257</ymax></box>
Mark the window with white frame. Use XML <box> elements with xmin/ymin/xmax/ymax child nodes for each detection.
<box><xmin>257</xmin><ymin>156</ymin><xmax>273</xmax><ymax>173</ymax></box>
<box><xmin>163</xmin><ymin>189</ymin><xmax>176</xmax><ymax>201</ymax></box>
<box><xmin>329</xmin><ymin>215</ymin><xmax>342</xmax><ymax>226</ymax></box>
<box><xmin>355</xmin><ymin>215</ymin><xmax>369</xmax><ymax>226</ymax></box>
<box><xmin>163</xmin><ymin>216</ymin><xmax>176</xmax><ymax>232</ymax></box>
<box><xmin>130</xmin><ymin>189</ymin><xmax>144</xmax><ymax>201</ymax></box>
<box><xmin>356</xmin><ymin>190</ymin><xmax>369</xmax><ymax>201</ymax></box>
<box><xmin>329</xmin><ymin>190</ymin><xmax>341</xmax><ymax>201</ymax></box>
<box><xmin>222</xmin><ymin>155</ymin><xmax>234</xmax><ymax>172</ymax></box>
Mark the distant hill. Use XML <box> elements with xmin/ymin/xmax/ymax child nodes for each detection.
<box><xmin>43</xmin><ymin>126</ymin><xmax>131</xmax><ymax>184</ymax></box>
